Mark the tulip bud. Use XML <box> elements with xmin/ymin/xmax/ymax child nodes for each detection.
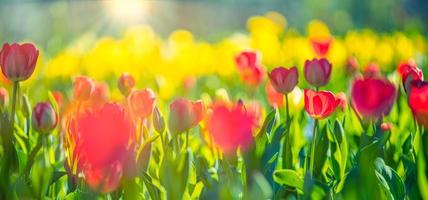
<box><xmin>380</xmin><ymin>122</ymin><xmax>392</xmax><ymax>132</ymax></box>
<box><xmin>304</xmin><ymin>58</ymin><xmax>332</xmax><ymax>87</ymax></box>
<box><xmin>363</xmin><ymin>62</ymin><xmax>381</xmax><ymax>78</ymax></box>
<box><xmin>0</xmin><ymin>87</ymin><xmax>8</xmax><ymax>111</ymax></box>
<box><xmin>268</xmin><ymin>66</ymin><xmax>298</xmax><ymax>94</ymax></box>
<box><xmin>118</xmin><ymin>73</ymin><xmax>136</xmax><ymax>97</ymax></box>
<box><xmin>397</xmin><ymin>61</ymin><xmax>423</xmax><ymax>93</ymax></box>
<box><xmin>73</xmin><ymin>76</ymin><xmax>94</xmax><ymax>102</ymax></box>
<box><xmin>153</xmin><ymin>107</ymin><xmax>165</xmax><ymax>133</ymax></box>
<box><xmin>129</xmin><ymin>88</ymin><xmax>156</xmax><ymax>119</ymax></box>
<box><xmin>32</xmin><ymin>102</ymin><xmax>58</xmax><ymax>134</ymax></box>
<box><xmin>168</xmin><ymin>98</ymin><xmax>204</xmax><ymax>134</ymax></box>
<box><xmin>0</xmin><ymin>43</ymin><xmax>39</xmax><ymax>82</ymax></box>
<box><xmin>336</xmin><ymin>92</ymin><xmax>347</xmax><ymax>112</ymax></box>
<box><xmin>345</xmin><ymin>57</ymin><xmax>359</xmax><ymax>75</ymax></box>
<box><xmin>21</xmin><ymin>94</ymin><xmax>31</xmax><ymax>118</ymax></box>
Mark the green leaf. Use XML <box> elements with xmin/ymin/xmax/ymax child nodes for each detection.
<box><xmin>141</xmin><ymin>172</ymin><xmax>161</xmax><ymax>200</ymax></box>
<box><xmin>190</xmin><ymin>181</ymin><xmax>204</xmax><ymax>200</ymax></box>
<box><xmin>47</xmin><ymin>91</ymin><xmax>59</xmax><ymax>114</ymax></box>
<box><xmin>374</xmin><ymin>158</ymin><xmax>406</xmax><ymax>200</ymax></box>
<box><xmin>273</xmin><ymin>169</ymin><xmax>303</xmax><ymax>191</ymax></box>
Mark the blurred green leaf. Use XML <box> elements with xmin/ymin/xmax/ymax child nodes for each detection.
<box><xmin>374</xmin><ymin>158</ymin><xmax>406</xmax><ymax>200</ymax></box>
<box><xmin>273</xmin><ymin>169</ymin><xmax>303</xmax><ymax>191</ymax></box>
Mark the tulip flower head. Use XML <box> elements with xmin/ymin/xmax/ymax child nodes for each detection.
<box><xmin>304</xmin><ymin>58</ymin><xmax>332</xmax><ymax>88</ymax></box>
<box><xmin>206</xmin><ymin>101</ymin><xmax>257</xmax><ymax>155</ymax></box>
<box><xmin>129</xmin><ymin>88</ymin><xmax>156</xmax><ymax>119</ymax></box>
<box><xmin>346</xmin><ymin>57</ymin><xmax>359</xmax><ymax>75</ymax></box>
<box><xmin>0</xmin><ymin>43</ymin><xmax>39</xmax><ymax>82</ymax></box>
<box><xmin>153</xmin><ymin>106</ymin><xmax>165</xmax><ymax>133</ymax></box>
<box><xmin>265</xmin><ymin>81</ymin><xmax>284</xmax><ymax>108</ymax></box>
<box><xmin>397</xmin><ymin>61</ymin><xmax>423</xmax><ymax>93</ymax></box>
<box><xmin>268</xmin><ymin>66</ymin><xmax>298</xmax><ymax>94</ymax></box>
<box><xmin>363</xmin><ymin>62</ymin><xmax>381</xmax><ymax>78</ymax></box>
<box><xmin>235</xmin><ymin>51</ymin><xmax>265</xmax><ymax>87</ymax></box>
<box><xmin>336</xmin><ymin>92</ymin><xmax>347</xmax><ymax>112</ymax></box>
<box><xmin>90</xmin><ymin>82</ymin><xmax>110</xmax><ymax>106</ymax></box>
<box><xmin>32</xmin><ymin>102</ymin><xmax>58</xmax><ymax>134</ymax></box>
<box><xmin>311</xmin><ymin>38</ymin><xmax>332</xmax><ymax>57</ymax></box>
<box><xmin>74</xmin><ymin>76</ymin><xmax>95</xmax><ymax>102</ymax></box>
<box><xmin>304</xmin><ymin>89</ymin><xmax>339</xmax><ymax>119</ymax></box>
<box><xmin>408</xmin><ymin>80</ymin><xmax>428</xmax><ymax>128</ymax></box>
<box><xmin>380</xmin><ymin>122</ymin><xmax>392</xmax><ymax>132</ymax></box>
<box><xmin>351</xmin><ymin>77</ymin><xmax>397</xmax><ymax>121</ymax></box>
<box><xmin>118</xmin><ymin>73</ymin><xmax>136</xmax><ymax>96</ymax></box>
<box><xmin>0</xmin><ymin>87</ymin><xmax>8</xmax><ymax>111</ymax></box>
<box><xmin>168</xmin><ymin>98</ymin><xmax>204</xmax><ymax>134</ymax></box>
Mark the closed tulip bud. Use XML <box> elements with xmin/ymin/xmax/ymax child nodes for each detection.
<box><xmin>153</xmin><ymin>107</ymin><xmax>165</xmax><ymax>133</ymax></box>
<box><xmin>304</xmin><ymin>58</ymin><xmax>332</xmax><ymax>87</ymax></box>
<box><xmin>21</xmin><ymin>94</ymin><xmax>31</xmax><ymax>118</ymax></box>
<box><xmin>336</xmin><ymin>92</ymin><xmax>347</xmax><ymax>112</ymax></box>
<box><xmin>118</xmin><ymin>73</ymin><xmax>136</xmax><ymax>96</ymax></box>
<box><xmin>268</xmin><ymin>66</ymin><xmax>298</xmax><ymax>94</ymax></box>
<box><xmin>351</xmin><ymin>77</ymin><xmax>397</xmax><ymax>121</ymax></box>
<box><xmin>129</xmin><ymin>88</ymin><xmax>156</xmax><ymax>119</ymax></box>
<box><xmin>304</xmin><ymin>89</ymin><xmax>339</xmax><ymax>119</ymax></box>
<box><xmin>380</xmin><ymin>122</ymin><xmax>392</xmax><ymax>132</ymax></box>
<box><xmin>73</xmin><ymin>76</ymin><xmax>94</xmax><ymax>102</ymax></box>
<box><xmin>0</xmin><ymin>87</ymin><xmax>8</xmax><ymax>111</ymax></box>
<box><xmin>168</xmin><ymin>98</ymin><xmax>204</xmax><ymax>134</ymax></box>
<box><xmin>32</xmin><ymin>102</ymin><xmax>58</xmax><ymax>134</ymax></box>
<box><xmin>0</xmin><ymin>43</ymin><xmax>39</xmax><ymax>82</ymax></box>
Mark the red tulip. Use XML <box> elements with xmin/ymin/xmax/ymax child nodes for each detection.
<box><xmin>397</xmin><ymin>60</ymin><xmax>418</xmax><ymax>76</ymax></box>
<box><xmin>380</xmin><ymin>122</ymin><xmax>392</xmax><ymax>132</ymax></box>
<box><xmin>72</xmin><ymin>103</ymin><xmax>136</xmax><ymax>193</ymax></box>
<box><xmin>408</xmin><ymin>80</ymin><xmax>428</xmax><ymax>128</ymax></box>
<box><xmin>168</xmin><ymin>98</ymin><xmax>204</xmax><ymax>134</ymax></box>
<box><xmin>351</xmin><ymin>77</ymin><xmax>397</xmax><ymax>120</ymax></box>
<box><xmin>397</xmin><ymin>60</ymin><xmax>423</xmax><ymax>93</ymax></box>
<box><xmin>363</xmin><ymin>62</ymin><xmax>381</xmax><ymax>78</ymax></box>
<box><xmin>74</xmin><ymin>76</ymin><xmax>94</xmax><ymax>102</ymax></box>
<box><xmin>32</xmin><ymin>102</ymin><xmax>58</xmax><ymax>134</ymax></box>
<box><xmin>304</xmin><ymin>89</ymin><xmax>339</xmax><ymax>119</ymax></box>
<box><xmin>310</xmin><ymin>38</ymin><xmax>332</xmax><ymax>57</ymax></box>
<box><xmin>118</xmin><ymin>73</ymin><xmax>135</xmax><ymax>96</ymax></box>
<box><xmin>268</xmin><ymin>66</ymin><xmax>298</xmax><ymax>94</ymax></box>
<box><xmin>0</xmin><ymin>43</ymin><xmax>39</xmax><ymax>82</ymax></box>
<box><xmin>304</xmin><ymin>58</ymin><xmax>332</xmax><ymax>87</ymax></box>
<box><xmin>129</xmin><ymin>88</ymin><xmax>156</xmax><ymax>119</ymax></box>
<box><xmin>265</xmin><ymin>81</ymin><xmax>284</xmax><ymax>108</ymax></box>
<box><xmin>206</xmin><ymin>101</ymin><xmax>257</xmax><ymax>154</ymax></box>
<box><xmin>336</xmin><ymin>92</ymin><xmax>347</xmax><ymax>112</ymax></box>
<box><xmin>0</xmin><ymin>87</ymin><xmax>8</xmax><ymax>111</ymax></box>
<box><xmin>235</xmin><ymin>51</ymin><xmax>265</xmax><ymax>87</ymax></box>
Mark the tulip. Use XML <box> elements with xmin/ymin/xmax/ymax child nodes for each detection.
<box><xmin>129</xmin><ymin>88</ymin><xmax>156</xmax><ymax>119</ymax></box>
<box><xmin>304</xmin><ymin>89</ymin><xmax>339</xmax><ymax>119</ymax></box>
<box><xmin>268</xmin><ymin>66</ymin><xmax>298</xmax><ymax>94</ymax></box>
<box><xmin>235</xmin><ymin>51</ymin><xmax>260</xmax><ymax>70</ymax></box>
<box><xmin>397</xmin><ymin>60</ymin><xmax>418</xmax><ymax>76</ymax></box>
<box><xmin>265</xmin><ymin>81</ymin><xmax>284</xmax><ymax>108</ymax></box>
<box><xmin>118</xmin><ymin>73</ymin><xmax>136</xmax><ymax>96</ymax></box>
<box><xmin>235</xmin><ymin>51</ymin><xmax>265</xmax><ymax>87</ymax></box>
<box><xmin>336</xmin><ymin>92</ymin><xmax>347</xmax><ymax>112</ymax></box>
<box><xmin>351</xmin><ymin>77</ymin><xmax>397</xmax><ymax>120</ymax></box>
<box><xmin>153</xmin><ymin>107</ymin><xmax>165</xmax><ymax>133</ymax></box>
<box><xmin>74</xmin><ymin>76</ymin><xmax>94</xmax><ymax>102</ymax></box>
<box><xmin>32</xmin><ymin>102</ymin><xmax>58</xmax><ymax>134</ymax></box>
<box><xmin>310</xmin><ymin>38</ymin><xmax>332</xmax><ymax>57</ymax></box>
<box><xmin>206</xmin><ymin>102</ymin><xmax>256</xmax><ymax>154</ymax></box>
<box><xmin>0</xmin><ymin>43</ymin><xmax>39</xmax><ymax>82</ymax></box>
<box><xmin>397</xmin><ymin>61</ymin><xmax>423</xmax><ymax>93</ymax></box>
<box><xmin>0</xmin><ymin>87</ymin><xmax>8</xmax><ymax>111</ymax></box>
<box><xmin>346</xmin><ymin>57</ymin><xmax>359</xmax><ymax>75</ymax></box>
<box><xmin>408</xmin><ymin>80</ymin><xmax>428</xmax><ymax>128</ymax></box>
<box><xmin>90</xmin><ymin>82</ymin><xmax>110</xmax><ymax>106</ymax></box>
<box><xmin>363</xmin><ymin>62</ymin><xmax>381</xmax><ymax>78</ymax></box>
<box><xmin>168</xmin><ymin>98</ymin><xmax>204</xmax><ymax>134</ymax></box>
<box><xmin>72</xmin><ymin>103</ymin><xmax>136</xmax><ymax>193</ymax></box>
<box><xmin>380</xmin><ymin>122</ymin><xmax>392</xmax><ymax>132</ymax></box>
<box><xmin>304</xmin><ymin>58</ymin><xmax>332</xmax><ymax>87</ymax></box>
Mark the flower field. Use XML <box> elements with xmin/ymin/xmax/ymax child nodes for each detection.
<box><xmin>1</xmin><ymin>10</ymin><xmax>428</xmax><ymax>199</ymax></box>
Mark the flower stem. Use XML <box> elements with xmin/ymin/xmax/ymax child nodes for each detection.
<box><xmin>10</xmin><ymin>81</ymin><xmax>19</xmax><ymax>133</ymax></box>
<box><xmin>186</xmin><ymin>130</ymin><xmax>189</xmax><ymax>150</ymax></box>
<box><xmin>309</xmin><ymin>119</ymin><xmax>318</xmax><ymax>178</ymax></box>
<box><xmin>24</xmin><ymin>135</ymin><xmax>43</xmax><ymax>178</ymax></box>
<box><xmin>285</xmin><ymin>94</ymin><xmax>290</xmax><ymax>122</ymax></box>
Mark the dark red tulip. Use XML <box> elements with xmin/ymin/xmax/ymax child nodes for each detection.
<box><xmin>351</xmin><ymin>77</ymin><xmax>397</xmax><ymax>120</ymax></box>
<box><xmin>168</xmin><ymin>98</ymin><xmax>204</xmax><ymax>134</ymax></box>
<box><xmin>408</xmin><ymin>80</ymin><xmax>428</xmax><ymax>128</ymax></box>
<box><xmin>268</xmin><ymin>66</ymin><xmax>298</xmax><ymax>94</ymax></box>
<box><xmin>206</xmin><ymin>101</ymin><xmax>257</xmax><ymax>154</ymax></box>
<box><xmin>32</xmin><ymin>102</ymin><xmax>58</xmax><ymax>134</ymax></box>
<box><xmin>0</xmin><ymin>43</ymin><xmax>39</xmax><ymax>82</ymax></box>
<box><xmin>304</xmin><ymin>58</ymin><xmax>332</xmax><ymax>87</ymax></box>
<box><xmin>304</xmin><ymin>89</ymin><xmax>339</xmax><ymax>119</ymax></box>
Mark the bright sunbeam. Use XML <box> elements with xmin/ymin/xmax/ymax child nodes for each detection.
<box><xmin>103</xmin><ymin>0</ymin><xmax>147</xmax><ymax>22</ymax></box>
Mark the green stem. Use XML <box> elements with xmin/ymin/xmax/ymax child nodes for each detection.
<box><xmin>186</xmin><ymin>130</ymin><xmax>189</xmax><ymax>150</ymax></box>
<box><xmin>24</xmin><ymin>136</ymin><xmax>43</xmax><ymax>178</ymax></box>
<box><xmin>285</xmin><ymin>94</ymin><xmax>290</xmax><ymax>123</ymax></box>
<box><xmin>10</xmin><ymin>81</ymin><xmax>19</xmax><ymax>131</ymax></box>
<box><xmin>309</xmin><ymin>119</ymin><xmax>318</xmax><ymax>178</ymax></box>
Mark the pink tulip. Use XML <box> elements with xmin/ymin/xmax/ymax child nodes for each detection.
<box><xmin>304</xmin><ymin>58</ymin><xmax>332</xmax><ymax>87</ymax></box>
<box><xmin>168</xmin><ymin>98</ymin><xmax>204</xmax><ymax>134</ymax></box>
<box><xmin>74</xmin><ymin>76</ymin><xmax>94</xmax><ymax>102</ymax></box>
<box><xmin>32</xmin><ymin>102</ymin><xmax>58</xmax><ymax>134</ymax></box>
<box><xmin>268</xmin><ymin>66</ymin><xmax>298</xmax><ymax>94</ymax></box>
<box><xmin>129</xmin><ymin>88</ymin><xmax>156</xmax><ymax>119</ymax></box>
<box><xmin>0</xmin><ymin>43</ymin><xmax>39</xmax><ymax>82</ymax></box>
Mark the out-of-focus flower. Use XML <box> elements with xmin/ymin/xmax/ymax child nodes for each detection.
<box><xmin>304</xmin><ymin>89</ymin><xmax>339</xmax><ymax>119</ymax></box>
<box><xmin>265</xmin><ymin>81</ymin><xmax>284</xmax><ymax>108</ymax></box>
<box><xmin>408</xmin><ymin>80</ymin><xmax>428</xmax><ymax>128</ymax></box>
<box><xmin>153</xmin><ymin>106</ymin><xmax>165</xmax><ymax>133</ymax></box>
<box><xmin>71</xmin><ymin>103</ymin><xmax>136</xmax><ymax>193</ymax></box>
<box><xmin>235</xmin><ymin>51</ymin><xmax>265</xmax><ymax>87</ymax></box>
<box><xmin>268</xmin><ymin>66</ymin><xmax>298</xmax><ymax>94</ymax></box>
<box><xmin>74</xmin><ymin>76</ymin><xmax>94</xmax><ymax>102</ymax></box>
<box><xmin>308</xmin><ymin>20</ymin><xmax>332</xmax><ymax>57</ymax></box>
<box><xmin>0</xmin><ymin>87</ymin><xmax>9</xmax><ymax>111</ymax></box>
<box><xmin>129</xmin><ymin>88</ymin><xmax>156</xmax><ymax>119</ymax></box>
<box><xmin>311</xmin><ymin>39</ymin><xmax>332</xmax><ymax>58</ymax></box>
<box><xmin>380</xmin><ymin>122</ymin><xmax>392</xmax><ymax>132</ymax></box>
<box><xmin>0</xmin><ymin>43</ymin><xmax>39</xmax><ymax>82</ymax></box>
<box><xmin>346</xmin><ymin>57</ymin><xmax>359</xmax><ymax>75</ymax></box>
<box><xmin>336</xmin><ymin>92</ymin><xmax>347</xmax><ymax>112</ymax></box>
<box><xmin>304</xmin><ymin>58</ymin><xmax>332</xmax><ymax>87</ymax></box>
<box><xmin>351</xmin><ymin>77</ymin><xmax>397</xmax><ymax>120</ymax></box>
<box><xmin>32</xmin><ymin>102</ymin><xmax>58</xmax><ymax>134</ymax></box>
<box><xmin>168</xmin><ymin>98</ymin><xmax>204</xmax><ymax>134</ymax></box>
<box><xmin>363</xmin><ymin>62</ymin><xmax>381</xmax><ymax>78</ymax></box>
<box><xmin>206</xmin><ymin>101</ymin><xmax>257</xmax><ymax>155</ymax></box>
<box><xmin>397</xmin><ymin>60</ymin><xmax>423</xmax><ymax>93</ymax></box>
<box><xmin>90</xmin><ymin>82</ymin><xmax>110</xmax><ymax>106</ymax></box>
<box><xmin>52</xmin><ymin>91</ymin><xmax>63</xmax><ymax>110</ymax></box>
<box><xmin>118</xmin><ymin>73</ymin><xmax>136</xmax><ymax>97</ymax></box>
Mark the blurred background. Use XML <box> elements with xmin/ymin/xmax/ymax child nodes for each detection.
<box><xmin>0</xmin><ymin>0</ymin><xmax>427</xmax><ymax>56</ymax></box>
